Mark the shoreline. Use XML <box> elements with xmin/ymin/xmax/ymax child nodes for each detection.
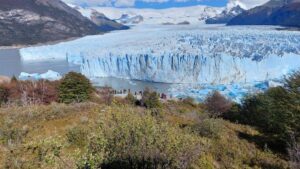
<box><xmin>0</xmin><ymin>36</ymin><xmax>83</xmax><ymax>50</ymax></box>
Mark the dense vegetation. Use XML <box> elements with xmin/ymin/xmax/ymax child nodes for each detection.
<box><xmin>0</xmin><ymin>71</ymin><xmax>299</xmax><ymax>169</ymax></box>
<box><xmin>0</xmin><ymin>72</ymin><xmax>93</xmax><ymax>106</ymax></box>
<box><xmin>224</xmin><ymin>72</ymin><xmax>300</xmax><ymax>154</ymax></box>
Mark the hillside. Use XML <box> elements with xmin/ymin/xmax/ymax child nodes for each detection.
<box><xmin>0</xmin><ymin>102</ymin><xmax>289</xmax><ymax>168</ymax></box>
<box><xmin>0</xmin><ymin>71</ymin><xmax>298</xmax><ymax>168</ymax></box>
<box><xmin>0</xmin><ymin>0</ymin><xmax>125</xmax><ymax>46</ymax></box>
<box><xmin>228</xmin><ymin>0</ymin><xmax>300</xmax><ymax>27</ymax></box>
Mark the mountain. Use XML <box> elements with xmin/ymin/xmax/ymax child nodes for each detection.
<box><xmin>89</xmin><ymin>10</ymin><xmax>129</xmax><ymax>31</ymax></box>
<box><xmin>205</xmin><ymin>5</ymin><xmax>245</xmax><ymax>24</ymax></box>
<box><xmin>0</xmin><ymin>0</ymin><xmax>127</xmax><ymax>46</ymax></box>
<box><xmin>0</xmin><ymin>0</ymin><xmax>101</xmax><ymax>46</ymax></box>
<box><xmin>76</xmin><ymin>6</ymin><xmax>221</xmax><ymax>25</ymax></box>
<box><xmin>228</xmin><ymin>0</ymin><xmax>300</xmax><ymax>27</ymax></box>
<box><xmin>116</xmin><ymin>14</ymin><xmax>144</xmax><ymax>25</ymax></box>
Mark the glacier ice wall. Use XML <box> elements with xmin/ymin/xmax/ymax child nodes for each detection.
<box><xmin>20</xmin><ymin>25</ymin><xmax>300</xmax><ymax>84</ymax></box>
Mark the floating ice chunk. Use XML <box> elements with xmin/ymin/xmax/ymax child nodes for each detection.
<box><xmin>19</xmin><ymin>72</ymin><xmax>41</xmax><ymax>80</ymax></box>
<box><xmin>40</xmin><ymin>70</ymin><xmax>62</xmax><ymax>81</ymax></box>
<box><xmin>19</xmin><ymin>70</ymin><xmax>62</xmax><ymax>81</ymax></box>
<box><xmin>168</xmin><ymin>81</ymin><xmax>277</xmax><ymax>103</ymax></box>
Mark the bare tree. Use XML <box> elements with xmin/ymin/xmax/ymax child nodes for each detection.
<box><xmin>204</xmin><ymin>91</ymin><xmax>232</xmax><ymax>118</ymax></box>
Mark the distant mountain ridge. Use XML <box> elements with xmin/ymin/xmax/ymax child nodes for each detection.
<box><xmin>0</xmin><ymin>0</ymin><xmax>127</xmax><ymax>46</ymax></box>
<box><xmin>89</xmin><ymin>10</ymin><xmax>129</xmax><ymax>31</ymax></box>
<box><xmin>205</xmin><ymin>5</ymin><xmax>245</xmax><ymax>24</ymax></box>
<box><xmin>228</xmin><ymin>0</ymin><xmax>300</xmax><ymax>27</ymax></box>
<box><xmin>76</xmin><ymin>6</ymin><xmax>222</xmax><ymax>25</ymax></box>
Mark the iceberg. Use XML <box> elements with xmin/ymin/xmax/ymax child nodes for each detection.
<box><xmin>168</xmin><ymin>81</ymin><xmax>275</xmax><ymax>103</ymax></box>
<box><xmin>19</xmin><ymin>70</ymin><xmax>62</xmax><ymax>81</ymax></box>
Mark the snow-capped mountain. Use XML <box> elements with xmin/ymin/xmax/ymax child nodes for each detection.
<box><xmin>226</xmin><ymin>0</ymin><xmax>269</xmax><ymax>10</ymax></box>
<box><xmin>205</xmin><ymin>5</ymin><xmax>245</xmax><ymax>24</ymax></box>
<box><xmin>205</xmin><ymin>0</ymin><xmax>270</xmax><ymax>24</ymax></box>
<box><xmin>89</xmin><ymin>10</ymin><xmax>129</xmax><ymax>31</ymax></box>
<box><xmin>117</xmin><ymin>14</ymin><xmax>144</xmax><ymax>25</ymax></box>
<box><xmin>0</xmin><ymin>0</ymin><xmax>100</xmax><ymax>46</ymax></box>
<box><xmin>228</xmin><ymin>0</ymin><xmax>300</xmax><ymax>27</ymax></box>
<box><xmin>75</xmin><ymin>6</ymin><xmax>222</xmax><ymax>25</ymax></box>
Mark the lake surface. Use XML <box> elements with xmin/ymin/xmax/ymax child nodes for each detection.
<box><xmin>0</xmin><ymin>48</ymin><xmax>80</xmax><ymax>77</ymax></box>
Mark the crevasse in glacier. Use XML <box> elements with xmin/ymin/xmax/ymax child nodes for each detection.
<box><xmin>20</xmin><ymin>25</ymin><xmax>300</xmax><ymax>84</ymax></box>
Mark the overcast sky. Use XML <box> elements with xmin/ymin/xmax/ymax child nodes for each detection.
<box><xmin>62</xmin><ymin>0</ymin><xmax>268</xmax><ymax>9</ymax></box>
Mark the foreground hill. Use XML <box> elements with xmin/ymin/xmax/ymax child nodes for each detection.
<box><xmin>228</xmin><ymin>0</ymin><xmax>300</xmax><ymax>27</ymax></box>
<box><xmin>0</xmin><ymin>102</ymin><xmax>289</xmax><ymax>168</ymax></box>
<box><xmin>0</xmin><ymin>0</ymin><xmax>124</xmax><ymax>46</ymax></box>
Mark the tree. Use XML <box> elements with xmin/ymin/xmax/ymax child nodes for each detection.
<box><xmin>58</xmin><ymin>72</ymin><xmax>94</xmax><ymax>104</ymax></box>
<box><xmin>204</xmin><ymin>91</ymin><xmax>232</xmax><ymax>118</ymax></box>
<box><xmin>228</xmin><ymin>71</ymin><xmax>300</xmax><ymax>150</ymax></box>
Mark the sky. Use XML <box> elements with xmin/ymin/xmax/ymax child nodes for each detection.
<box><xmin>62</xmin><ymin>0</ymin><xmax>267</xmax><ymax>9</ymax></box>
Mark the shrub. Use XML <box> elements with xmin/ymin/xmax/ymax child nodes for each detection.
<box><xmin>204</xmin><ymin>91</ymin><xmax>232</xmax><ymax>118</ymax></box>
<box><xmin>66</xmin><ymin>126</ymin><xmax>89</xmax><ymax>147</ymax></box>
<box><xmin>141</xmin><ymin>88</ymin><xmax>162</xmax><ymax>109</ymax></box>
<box><xmin>227</xmin><ymin>71</ymin><xmax>300</xmax><ymax>150</ymax></box>
<box><xmin>98</xmin><ymin>86</ymin><xmax>113</xmax><ymax>105</ymax></box>
<box><xmin>193</xmin><ymin>118</ymin><xmax>224</xmax><ymax>139</ymax></box>
<box><xmin>78</xmin><ymin>109</ymin><xmax>202</xmax><ymax>169</ymax></box>
<box><xmin>182</xmin><ymin>97</ymin><xmax>197</xmax><ymax>107</ymax></box>
<box><xmin>0</xmin><ymin>85</ymin><xmax>9</xmax><ymax>105</ymax></box>
<box><xmin>125</xmin><ymin>92</ymin><xmax>136</xmax><ymax>105</ymax></box>
<box><xmin>288</xmin><ymin>134</ymin><xmax>300</xmax><ymax>169</ymax></box>
<box><xmin>240</xmin><ymin>86</ymin><xmax>299</xmax><ymax>148</ymax></box>
<box><xmin>0</xmin><ymin>80</ymin><xmax>58</xmax><ymax>105</ymax></box>
<box><xmin>58</xmin><ymin>72</ymin><xmax>94</xmax><ymax>104</ymax></box>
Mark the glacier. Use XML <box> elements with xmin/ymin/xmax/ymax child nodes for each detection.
<box><xmin>20</xmin><ymin>24</ymin><xmax>300</xmax><ymax>101</ymax></box>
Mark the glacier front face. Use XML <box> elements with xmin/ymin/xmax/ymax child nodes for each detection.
<box><xmin>20</xmin><ymin>25</ymin><xmax>300</xmax><ymax>85</ymax></box>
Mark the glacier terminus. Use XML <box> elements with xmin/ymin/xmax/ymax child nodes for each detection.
<box><xmin>20</xmin><ymin>24</ymin><xmax>300</xmax><ymax>101</ymax></box>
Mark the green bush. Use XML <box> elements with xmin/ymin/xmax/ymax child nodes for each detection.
<box><xmin>141</xmin><ymin>88</ymin><xmax>162</xmax><ymax>109</ymax></box>
<box><xmin>58</xmin><ymin>72</ymin><xmax>94</xmax><ymax>104</ymax></box>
